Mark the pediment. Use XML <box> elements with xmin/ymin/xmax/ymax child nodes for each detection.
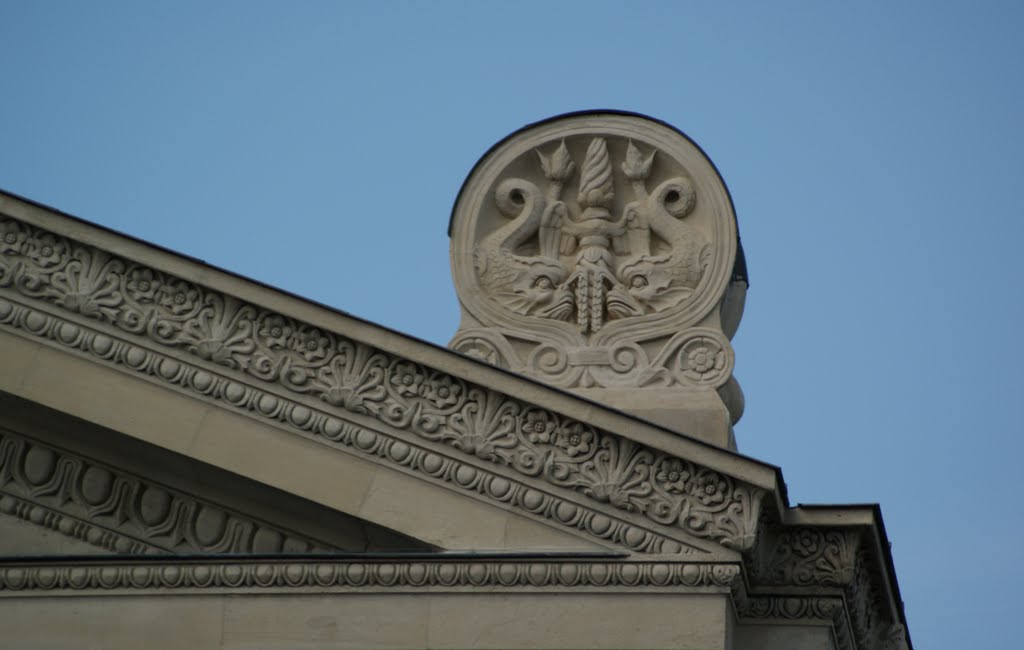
<box><xmin>0</xmin><ymin>189</ymin><xmax>911</xmax><ymax>649</ymax></box>
<box><xmin>0</xmin><ymin>392</ymin><xmax>433</xmax><ymax>555</ymax></box>
<box><xmin>0</xmin><ymin>189</ymin><xmax>780</xmax><ymax>559</ymax></box>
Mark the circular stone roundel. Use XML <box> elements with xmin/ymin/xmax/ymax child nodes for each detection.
<box><xmin>449</xmin><ymin>112</ymin><xmax>737</xmax><ymax>389</ymax></box>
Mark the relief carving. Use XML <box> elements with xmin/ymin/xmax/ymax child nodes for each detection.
<box><xmin>0</xmin><ymin>558</ymin><xmax>741</xmax><ymax>594</ymax></box>
<box><xmin>742</xmin><ymin>527</ymin><xmax>905</xmax><ymax>650</ymax></box>
<box><xmin>0</xmin><ymin>428</ymin><xmax>331</xmax><ymax>554</ymax></box>
<box><xmin>752</xmin><ymin>527</ymin><xmax>860</xmax><ymax>587</ymax></box>
<box><xmin>477</xmin><ymin>138</ymin><xmax>706</xmax><ymax>330</ymax></box>
<box><xmin>449</xmin><ymin>113</ymin><xmax>740</xmax><ymax>391</ymax></box>
<box><xmin>0</xmin><ymin>215</ymin><xmax>764</xmax><ymax>552</ymax></box>
<box><xmin>0</xmin><ymin>205</ymin><xmax>905</xmax><ymax>650</ymax></box>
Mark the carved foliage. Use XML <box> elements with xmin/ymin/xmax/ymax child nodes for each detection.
<box><xmin>0</xmin><ymin>428</ymin><xmax>329</xmax><ymax>554</ymax></box>
<box><xmin>754</xmin><ymin>527</ymin><xmax>860</xmax><ymax>587</ymax></box>
<box><xmin>0</xmin><ymin>216</ymin><xmax>764</xmax><ymax>550</ymax></box>
<box><xmin>744</xmin><ymin>528</ymin><xmax>906</xmax><ymax>650</ymax></box>
<box><xmin>0</xmin><ymin>298</ymin><xmax>703</xmax><ymax>556</ymax></box>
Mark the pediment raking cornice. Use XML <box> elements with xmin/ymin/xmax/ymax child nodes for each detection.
<box><xmin>0</xmin><ymin>195</ymin><xmax>771</xmax><ymax>556</ymax></box>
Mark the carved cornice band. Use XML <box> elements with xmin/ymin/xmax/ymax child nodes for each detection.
<box><xmin>0</xmin><ymin>215</ymin><xmax>764</xmax><ymax>553</ymax></box>
<box><xmin>0</xmin><ymin>558</ymin><xmax>741</xmax><ymax>595</ymax></box>
<box><xmin>751</xmin><ymin>526</ymin><xmax>860</xmax><ymax>587</ymax></box>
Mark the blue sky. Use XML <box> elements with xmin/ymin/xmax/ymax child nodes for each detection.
<box><xmin>2</xmin><ymin>2</ymin><xmax>1023</xmax><ymax>646</ymax></box>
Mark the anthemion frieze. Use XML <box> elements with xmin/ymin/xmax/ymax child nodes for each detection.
<box><xmin>449</xmin><ymin>113</ymin><xmax>747</xmax><ymax>447</ymax></box>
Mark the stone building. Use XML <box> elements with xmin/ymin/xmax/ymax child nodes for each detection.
<box><xmin>0</xmin><ymin>112</ymin><xmax>910</xmax><ymax>649</ymax></box>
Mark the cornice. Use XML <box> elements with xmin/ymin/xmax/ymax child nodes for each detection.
<box><xmin>749</xmin><ymin>526</ymin><xmax>859</xmax><ymax>587</ymax></box>
<box><xmin>0</xmin><ymin>188</ymin><xmax>779</xmax><ymax>490</ymax></box>
<box><xmin>0</xmin><ymin>212</ymin><xmax>766</xmax><ymax>554</ymax></box>
<box><xmin>0</xmin><ymin>556</ymin><xmax>742</xmax><ymax>596</ymax></box>
<box><xmin>0</xmin><ymin>550</ymin><xmax>907</xmax><ymax>650</ymax></box>
<box><xmin>739</xmin><ymin>525</ymin><xmax>908</xmax><ymax>650</ymax></box>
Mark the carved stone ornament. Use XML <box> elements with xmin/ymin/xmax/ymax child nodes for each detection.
<box><xmin>449</xmin><ymin>113</ymin><xmax>739</xmax><ymax>395</ymax></box>
<box><xmin>0</xmin><ymin>213</ymin><xmax>764</xmax><ymax>554</ymax></box>
<box><xmin>0</xmin><ymin>558</ymin><xmax>742</xmax><ymax>595</ymax></box>
<box><xmin>0</xmin><ymin>427</ymin><xmax>332</xmax><ymax>554</ymax></box>
<box><xmin>0</xmin><ymin>189</ymin><xmax>909</xmax><ymax>650</ymax></box>
<box><xmin>751</xmin><ymin>527</ymin><xmax>860</xmax><ymax>587</ymax></box>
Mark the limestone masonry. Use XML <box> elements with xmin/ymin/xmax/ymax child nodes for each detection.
<box><xmin>0</xmin><ymin>111</ymin><xmax>910</xmax><ymax>649</ymax></box>
<box><xmin>450</xmin><ymin>113</ymin><xmax>746</xmax><ymax>447</ymax></box>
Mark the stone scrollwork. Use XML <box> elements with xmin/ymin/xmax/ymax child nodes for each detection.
<box><xmin>449</xmin><ymin>113</ymin><xmax>740</xmax><ymax>390</ymax></box>
<box><xmin>0</xmin><ymin>214</ymin><xmax>764</xmax><ymax>552</ymax></box>
<box><xmin>449</xmin><ymin>329</ymin><xmax>517</xmax><ymax>369</ymax></box>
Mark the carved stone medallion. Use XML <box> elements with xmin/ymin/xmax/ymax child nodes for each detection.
<box><xmin>449</xmin><ymin>113</ymin><xmax>744</xmax><ymax>444</ymax></box>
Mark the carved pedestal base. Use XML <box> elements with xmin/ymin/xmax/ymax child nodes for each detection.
<box><xmin>573</xmin><ymin>386</ymin><xmax>735</xmax><ymax>449</ymax></box>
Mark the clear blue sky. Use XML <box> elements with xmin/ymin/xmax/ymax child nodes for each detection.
<box><xmin>2</xmin><ymin>2</ymin><xmax>1022</xmax><ymax>647</ymax></box>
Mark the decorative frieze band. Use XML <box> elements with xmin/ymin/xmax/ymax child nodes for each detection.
<box><xmin>0</xmin><ymin>296</ymin><xmax>701</xmax><ymax>555</ymax></box>
<box><xmin>0</xmin><ymin>427</ymin><xmax>332</xmax><ymax>554</ymax></box>
<box><xmin>0</xmin><ymin>215</ymin><xmax>764</xmax><ymax>552</ymax></box>
<box><xmin>0</xmin><ymin>558</ymin><xmax>741</xmax><ymax>595</ymax></box>
<box><xmin>752</xmin><ymin>526</ymin><xmax>860</xmax><ymax>587</ymax></box>
<box><xmin>737</xmin><ymin>594</ymin><xmax>842</xmax><ymax>621</ymax></box>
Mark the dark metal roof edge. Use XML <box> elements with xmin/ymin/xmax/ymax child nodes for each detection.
<box><xmin>793</xmin><ymin>502</ymin><xmax>879</xmax><ymax>510</ymax></box>
<box><xmin>869</xmin><ymin>503</ymin><xmax>913</xmax><ymax>649</ymax></box>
